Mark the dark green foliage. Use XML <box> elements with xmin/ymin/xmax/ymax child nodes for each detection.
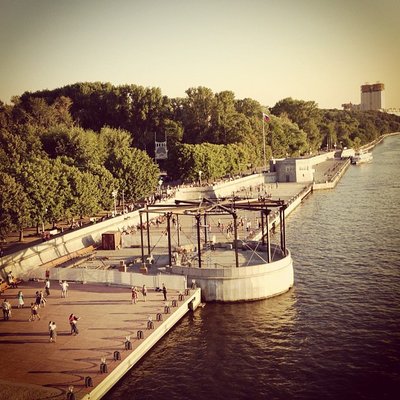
<box><xmin>1</xmin><ymin>82</ymin><xmax>399</xmax><ymax>241</ymax></box>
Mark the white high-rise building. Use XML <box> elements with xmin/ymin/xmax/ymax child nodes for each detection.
<box><xmin>360</xmin><ymin>83</ymin><xmax>385</xmax><ymax>111</ymax></box>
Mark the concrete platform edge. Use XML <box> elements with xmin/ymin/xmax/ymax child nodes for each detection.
<box><xmin>82</xmin><ymin>289</ymin><xmax>201</xmax><ymax>400</ymax></box>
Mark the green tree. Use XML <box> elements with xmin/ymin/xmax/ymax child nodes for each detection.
<box><xmin>66</xmin><ymin>167</ymin><xmax>101</xmax><ymax>219</ymax></box>
<box><xmin>182</xmin><ymin>87</ymin><xmax>215</xmax><ymax>144</ymax></box>
<box><xmin>106</xmin><ymin>147</ymin><xmax>160</xmax><ymax>202</ymax></box>
<box><xmin>0</xmin><ymin>172</ymin><xmax>30</xmax><ymax>241</ymax></box>
<box><xmin>41</xmin><ymin>126</ymin><xmax>103</xmax><ymax>167</ymax></box>
<box><xmin>15</xmin><ymin>158</ymin><xmax>58</xmax><ymax>235</ymax></box>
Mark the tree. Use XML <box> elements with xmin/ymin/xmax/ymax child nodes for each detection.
<box><xmin>182</xmin><ymin>87</ymin><xmax>215</xmax><ymax>144</ymax></box>
<box><xmin>105</xmin><ymin>147</ymin><xmax>160</xmax><ymax>202</ymax></box>
<box><xmin>271</xmin><ymin>98</ymin><xmax>322</xmax><ymax>151</ymax></box>
<box><xmin>41</xmin><ymin>126</ymin><xmax>103</xmax><ymax>167</ymax></box>
<box><xmin>15</xmin><ymin>158</ymin><xmax>58</xmax><ymax>235</ymax></box>
<box><xmin>0</xmin><ymin>172</ymin><xmax>30</xmax><ymax>241</ymax></box>
<box><xmin>67</xmin><ymin>169</ymin><xmax>101</xmax><ymax>219</ymax></box>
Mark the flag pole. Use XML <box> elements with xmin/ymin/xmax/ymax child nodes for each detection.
<box><xmin>262</xmin><ymin>114</ymin><xmax>266</xmax><ymax>171</ymax></box>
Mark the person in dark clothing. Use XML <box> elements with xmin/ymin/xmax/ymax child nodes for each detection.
<box><xmin>69</xmin><ymin>313</ymin><xmax>80</xmax><ymax>335</ymax></box>
<box><xmin>162</xmin><ymin>284</ymin><xmax>167</xmax><ymax>301</ymax></box>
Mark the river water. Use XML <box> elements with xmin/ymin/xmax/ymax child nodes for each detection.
<box><xmin>106</xmin><ymin>135</ymin><xmax>400</xmax><ymax>400</ymax></box>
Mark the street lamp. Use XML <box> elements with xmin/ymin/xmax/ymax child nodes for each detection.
<box><xmin>198</xmin><ymin>170</ymin><xmax>203</xmax><ymax>186</ymax></box>
<box><xmin>158</xmin><ymin>178</ymin><xmax>163</xmax><ymax>199</ymax></box>
<box><xmin>112</xmin><ymin>190</ymin><xmax>118</xmax><ymax>217</ymax></box>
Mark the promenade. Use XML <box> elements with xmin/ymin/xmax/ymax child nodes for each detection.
<box><xmin>0</xmin><ymin>158</ymin><xmax>349</xmax><ymax>399</ymax></box>
<box><xmin>0</xmin><ymin>280</ymin><xmax>197</xmax><ymax>400</ymax></box>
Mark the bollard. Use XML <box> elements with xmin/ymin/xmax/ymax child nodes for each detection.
<box><xmin>85</xmin><ymin>376</ymin><xmax>93</xmax><ymax>388</ymax></box>
<box><xmin>125</xmin><ymin>340</ymin><xmax>132</xmax><ymax>350</ymax></box>
<box><xmin>100</xmin><ymin>363</ymin><xmax>108</xmax><ymax>373</ymax></box>
<box><xmin>100</xmin><ymin>357</ymin><xmax>108</xmax><ymax>373</ymax></box>
<box><xmin>178</xmin><ymin>294</ymin><xmax>184</xmax><ymax>301</ymax></box>
<box><xmin>137</xmin><ymin>330</ymin><xmax>144</xmax><ymax>339</ymax></box>
<box><xmin>172</xmin><ymin>300</ymin><xmax>178</xmax><ymax>307</ymax></box>
<box><xmin>185</xmin><ymin>288</ymin><xmax>190</xmax><ymax>295</ymax></box>
<box><xmin>156</xmin><ymin>313</ymin><xmax>163</xmax><ymax>321</ymax></box>
<box><xmin>113</xmin><ymin>351</ymin><xmax>121</xmax><ymax>361</ymax></box>
<box><xmin>66</xmin><ymin>386</ymin><xmax>76</xmax><ymax>400</ymax></box>
<box><xmin>164</xmin><ymin>306</ymin><xmax>170</xmax><ymax>314</ymax></box>
<box><xmin>147</xmin><ymin>320</ymin><xmax>154</xmax><ymax>329</ymax></box>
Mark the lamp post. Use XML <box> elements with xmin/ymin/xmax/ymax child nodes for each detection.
<box><xmin>198</xmin><ymin>170</ymin><xmax>203</xmax><ymax>186</ymax></box>
<box><xmin>158</xmin><ymin>178</ymin><xmax>163</xmax><ymax>200</ymax></box>
<box><xmin>112</xmin><ymin>190</ymin><xmax>118</xmax><ymax>217</ymax></box>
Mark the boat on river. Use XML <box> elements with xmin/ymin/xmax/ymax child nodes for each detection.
<box><xmin>351</xmin><ymin>151</ymin><xmax>373</xmax><ymax>165</ymax></box>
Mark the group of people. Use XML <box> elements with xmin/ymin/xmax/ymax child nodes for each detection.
<box><xmin>1</xmin><ymin>274</ymin><xmax>80</xmax><ymax>343</ymax></box>
<box><xmin>131</xmin><ymin>285</ymin><xmax>147</xmax><ymax>303</ymax></box>
<box><xmin>3</xmin><ymin>273</ymin><xmax>171</xmax><ymax>344</ymax></box>
<box><xmin>131</xmin><ymin>283</ymin><xmax>167</xmax><ymax>303</ymax></box>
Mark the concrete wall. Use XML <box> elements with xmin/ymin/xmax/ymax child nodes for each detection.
<box><xmin>174</xmin><ymin>173</ymin><xmax>276</xmax><ymax>200</ymax></box>
<box><xmin>50</xmin><ymin>268</ymin><xmax>187</xmax><ymax>292</ymax></box>
<box><xmin>170</xmin><ymin>248</ymin><xmax>294</xmax><ymax>302</ymax></box>
<box><xmin>1</xmin><ymin>212</ymin><xmax>142</xmax><ymax>280</ymax></box>
<box><xmin>313</xmin><ymin>159</ymin><xmax>350</xmax><ymax>190</ymax></box>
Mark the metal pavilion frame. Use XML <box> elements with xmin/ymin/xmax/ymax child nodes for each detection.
<box><xmin>138</xmin><ymin>196</ymin><xmax>288</xmax><ymax>269</ymax></box>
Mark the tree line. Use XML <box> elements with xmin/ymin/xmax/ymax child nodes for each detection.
<box><xmin>1</xmin><ymin>82</ymin><xmax>399</xmax><ymax>241</ymax></box>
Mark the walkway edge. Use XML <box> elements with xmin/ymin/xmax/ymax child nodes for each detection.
<box><xmin>82</xmin><ymin>289</ymin><xmax>201</xmax><ymax>400</ymax></box>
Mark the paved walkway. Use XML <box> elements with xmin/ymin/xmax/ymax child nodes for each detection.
<box><xmin>0</xmin><ymin>280</ymin><xmax>181</xmax><ymax>400</ymax></box>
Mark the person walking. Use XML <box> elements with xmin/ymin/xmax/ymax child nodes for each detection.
<box><xmin>35</xmin><ymin>291</ymin><xmax>41</xmax><ymax>308</ymax></box>
<box><xmin>131</xmin><ymin>287</ymin><xmax>138</xmax><ymax>304</ymax></box>
<box><xmin>45</xmin><ymin>279</ymin><xmax>50</xmax><ymax>296</ymax></box>
<box><xmin>162</xmin><ymin>283</ymin><xmax>167</xmax><ymax>301</ymax></box>
<box><xmin>2</xmin><ymin>299</ymin><xmax>11</xmax><ymax>320</ymax></box>
<box><xmin>39</xmin><ymin>290</ymin><xmax>47</xmax><ymax>307</ymax></box>
<box><xmin>69</xmin><ymin>313</ymin><xmax>80</xmax><ymax>335</ymax></box>
<box><xmin>142</xmin><ymin>284</ymin><xmax>147</xmax><ymax>302</ymax></box>
<box><xmin>60</xmin><ymin>280</ymin><xmax>69</xmax><ymax>298</ymax></box>
<box><xmin>49</xmin><ymin>321</ymin><xmax>57</xmax><ymax>343</ymax></box>
<box><xmin>29</xmin><ymin>302</ymin><xmax>40</xmax><ymax>321</ymax></box>
<box><xmin>17</xmin><ymin>291</ymin><xmax>24</xmax><ymax>308</ymax></box>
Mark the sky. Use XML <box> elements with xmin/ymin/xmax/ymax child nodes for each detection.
<box><xmin>0</xmin><ymin>0</ymin><xmax>399</xmax><ymax>109</ymax></box>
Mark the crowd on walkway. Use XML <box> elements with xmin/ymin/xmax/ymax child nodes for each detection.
<box><xmin>1</xmin><ymin>272</ymin><xmax>82</xmax><ymax>343</ymax></box>
<box><xmin>1</xmin><ymin>270</ymin><xmax>171</xmax><ymax>346</ymax></box>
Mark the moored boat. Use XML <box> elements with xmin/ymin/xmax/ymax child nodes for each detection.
<box><xmin>351</xmin><ymin>151</ymin><xmax>373</xmax><ymax>165</ymax></box>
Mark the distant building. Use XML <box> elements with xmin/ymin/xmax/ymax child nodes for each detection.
<box><xmin>270</xmin><ymin>158</ymin><xmax>315</xmax><ymax>183</ymax></box>
<box><xmin>341</xmin><ymin>102</ymin><xmax>361</xmax><ymax>111</ymax></box>
<box><xmin>342</xmin><ymin>82</ymin><xmax>385</xmax><ymax>112</ymax></box>
<box><xmin>360</xmin><ymin>83</ymin><xmax>385</xmax><ymax>111</ymax></box>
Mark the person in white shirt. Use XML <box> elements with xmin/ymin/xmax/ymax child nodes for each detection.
<box><xmin>60</xmin><ymin>280</ymin><xmax>69</xmax><ymax>298</ymax></box>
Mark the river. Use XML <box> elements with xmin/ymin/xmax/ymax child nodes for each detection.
<box><xmin>105</xmin><ymin>135</ymin><xmax>400</xmax><ymax>400</ymax></box>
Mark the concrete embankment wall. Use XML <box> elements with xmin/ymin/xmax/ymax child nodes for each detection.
<box><xmin>50</xmin><ymin>266</ymin><xmax>187</xmax><ymax>292</ymax></box>
<box><xmin>313</xmin><ymin>159</ymin><xmax>351</xmax><ymax>190</ymax></box>
<box><xmin>174</xmin><ymin>172</ymin><xmax>277</xmax><ymax>201</ymax></box>
<box><xmin>2</xmin><ymin>212</ymin><xmax>142</xmax><ymax>280</ymax></box>
<box><xmin>170</xmin><ymin>247</ymin><xmax>294</xmax><ymax>302</ymax></box>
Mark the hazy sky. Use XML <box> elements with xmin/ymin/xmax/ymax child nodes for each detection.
<box><xmin>0</xmin><ymin>0</ymin><xmax>399</xmax><ymax>109</ymax></box>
